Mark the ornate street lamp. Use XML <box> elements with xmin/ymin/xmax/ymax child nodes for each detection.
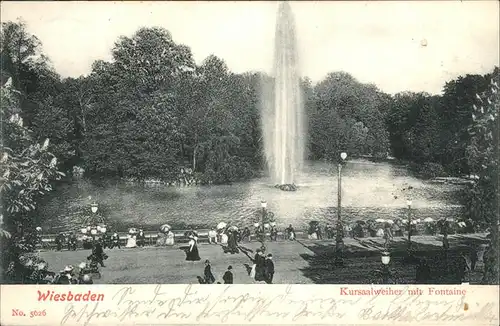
<box><xmin>260</xmin><ymin>201</ymin><xmax>267</xmax><ymax>251</ymax></box>
<box><xmin>406</xmin><ymin>199</ymin><xmax>412</xmax><ymax>250</ymax></box>
<box><xmin>335</xmin><ymin>152</ymin><xmax>348</xmax><ymax>266</ymax></box>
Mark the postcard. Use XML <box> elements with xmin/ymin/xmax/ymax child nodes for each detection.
<box><xmin>1</xmin><ymin>1</ymin><xmax>498</xmax><ymax>325</ymax></box>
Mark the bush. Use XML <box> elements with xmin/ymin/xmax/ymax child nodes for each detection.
<box><xmin>418</xmin><ymin>162</ymin><xmax>446</xmax><ymax>179</ymax></box>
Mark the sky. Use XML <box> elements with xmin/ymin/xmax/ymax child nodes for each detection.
<box><xmin>1</xmin><ymin>1</ymin><xmax>499</xmax><ymax>95</ymax></box>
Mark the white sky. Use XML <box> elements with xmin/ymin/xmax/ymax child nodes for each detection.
<box><xmin>1</xmin><ymin>1</ymin><xmax>499</xmax><ymax>94</ymax></box>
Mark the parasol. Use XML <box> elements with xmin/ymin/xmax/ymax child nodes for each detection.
<box><xmin>160</xmin><ymin>224</ymin><xmax>171</xmax><ymax>233</ymax></box>
<box><xmin>228</xmin><ymin>226</ymin><xmax>238</xmax><ymax>231</ymax></box>
<box><xmin>217</xmin><ymin>222</ymin><xmax>227</xmax><ymax>230</ymax></box>
<box><xmin>424</xmin><ymin>217</ymin><xmax>434</xmax><ymax>223</ymax></box>
<box><xmin>375</xmin><ymin>219</ymin><xmax>386</xmax><ymax>223</ymax></box>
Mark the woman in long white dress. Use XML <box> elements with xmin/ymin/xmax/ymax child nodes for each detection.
<box><xmin>125</xmin><ymin>235</ymin><xmax>137</xmax><ymax>248</ymax></box>
<box><xmin>166</xmin><ymin>230</ymin><xmax>175</xmax><ymax>246</ymax></box>
<box><xmin>220</xmin><ymin>232</ymin><xmax>228</xmax><ymax>245</ymax></box>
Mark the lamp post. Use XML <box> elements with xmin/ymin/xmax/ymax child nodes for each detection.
<box><xmin>406</xmin><ymin>199</ymin><xmax>412</xmax><ymax>250</ymax></box>
<box><xmin>381</xmin><ymin>251</ymin><xmax>391</xmax><ymax>283</ymax></box>
<box><xmin>335</xmin><ymin>152</ymin><xmax>348</xmax><ymax>266</ymax></box>
<box><xmin>90</xmin><ymin>202</ymin><xmax>99</xmax><ymax>240</ymax></box>
<box><xmin>260</xmin><ymin>201</ymin><xmax>267</xmax><ymax>251</ymax></box>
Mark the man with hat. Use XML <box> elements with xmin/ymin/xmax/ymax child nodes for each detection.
<box><xmin>264</xmin><ymin>254</ymin><xmax>275</xmax><ymax>284</ymax></box>
<box><xmin>223</xmin><ymin>265</ymin><xmax>233</xmax><ymax>284</ymax></box>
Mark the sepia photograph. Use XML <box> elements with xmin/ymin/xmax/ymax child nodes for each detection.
<box><xmin>0</xmin><ymin>0</ymin><xmax>499</xmax><ymax>288</ymax></box>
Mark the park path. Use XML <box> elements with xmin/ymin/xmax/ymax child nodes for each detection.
<box><xmin>39</xmin><ymin>233</ymin><xmax>488</xmax><ymax>284</ymax></box>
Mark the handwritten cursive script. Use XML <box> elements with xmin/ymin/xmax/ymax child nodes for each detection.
<box><xmin>59</xmin><ymin>285</ymin><xmax>498</xmax><ymax>325</ymax></box>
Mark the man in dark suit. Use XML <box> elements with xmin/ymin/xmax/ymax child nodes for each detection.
<box><xmin>223</xmin><ymin>265</ymin><xmax>233</xmax><ymax>284</ymax></box>
<box><xmin>91</xmin><ymin>241</ymin><xmax>106</xmax><ymax>267</ymax></box>
<box><xmin>264</xmin><ymin>254</ymin><xmax>275</xmax><ymax>284</ymax></box>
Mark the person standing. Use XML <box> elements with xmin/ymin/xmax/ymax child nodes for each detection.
<box><xmin>383</xmin><ymin>222</ymin><xmax>393</xmax><ymax>249</ymax></box>
<box><xmin>55</xmin><ymin>232</ymin><xmax>64</xmax><ymax>251</ymax></box>
<box><xmin>223</xmin><ymin>266</ymin><xmax>233</xmax><ymax>284</ymax></box>
<box><xmin>264</xmin><ymin>254</ymin><xmax>275</xmax><ymax>284</ymax></box>
<box><xmin>204</xmin><ymin>260</ymin><xmax>215</xmax><ymax>284</ymax></box>
<box><xmin>186</xmin><ymin>235</ymin><xmax>201</xmax><ymax>261</ymax></box>
<box><xmin>110</xmin><ymin>233</ymin><xmax>121</xmax><ymax>249</ymax></box>
<box><xmin>228</xmin><ymin>231</ymin><xmax>239</xmax><ymax>254</ymax></box>
<box><xmin>285</xmin><ymin>225</ymin><xmax>295</xmax><ymax>241</ymax></box>
<box><xmin>208</xmin><ymin>228</ymin><xmax>217</xmax><ymax>244</ymax></box>
<box><xmin>254</xmin><ymin>249</ymin><xmax>266</xmax><ymax>282</ymax></box>
<box><xmin>242</xmin><ymin>227</ymin><xmax>251</xmax><ymax>242</ymax></box>
<box><xmin>91</xmin><ymin>240</ymin><xmax>106</xmax><ymax>267</ymax></box>
<box><xmin>270</xmin><ymin>225</ymin><xmax>278</xmax><ymax>241</ymax></box>
<box><xmin>137</xmin><ymin>229</ymin><xmax>145</xmax><ymax>247</ymax></box>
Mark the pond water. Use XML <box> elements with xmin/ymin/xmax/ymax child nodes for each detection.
<box><xmin>39</xmin><ymin>159</ymin><xmax>463</xmax><ymax>232</ymax></box>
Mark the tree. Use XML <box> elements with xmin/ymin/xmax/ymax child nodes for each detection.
<box><xmin>1</xmin><ymin>81</ymin><xmax>64</xmax><ymax>283</ymax></box>
<box><xmin>309</xmin><ymin>72</ymin><xmax>389</xmax><ymax>161</ymax></box>
<box><xmin>463</xmin><ymin>68</ymin><xmax>499</xmax><ymax>284</ymax></box>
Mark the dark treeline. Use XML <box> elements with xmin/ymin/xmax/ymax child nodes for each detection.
<box><xmin>1</xmin><ymin>20</ymin><xmax>498</xmax><ymax>283</ymax></box>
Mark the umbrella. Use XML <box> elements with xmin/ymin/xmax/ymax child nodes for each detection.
<box><xmin>217</xmin><ymin>222</ymin><xmax>227</xmax><ymax>230</ymax></box>
<box><xmin>375</xmin><ymin>219</ymin><xmax>386</xmax><ymax>223</ymax></box>
<box><xmin>424</xmin><ymin>217</ymin><xmax>434</xmax><ymax>223</ymax></box>
<box><xmin>160</xmin><ymin>224</ymin><xmax>171</xmax><ymax>232</ymax></box>
<box><xmin>458</xmin><ymin>222</ymin><xmax>466</xmax><ymax>228</ymax></box>
<box><xmin>228</xmin><ymin>226</ymin><xmax>238</xmax><ymax>231</ymax></box>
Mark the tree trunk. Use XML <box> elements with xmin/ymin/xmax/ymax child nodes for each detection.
<box><xmin>192</xmin><ymin>146</ymin><xmax>197</xmax><ymax>172</ymax></box>
<box><xmin>482</xmin><ymin>222</ymin><xmax>499</xmax><ymax>284</ymax></box>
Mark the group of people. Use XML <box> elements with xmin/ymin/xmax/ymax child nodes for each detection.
<box><xmin>40</xmin><ymin>239</ymin><xmax>108</xmax><ymax>284</ymax></box>
<box><xmin>251</xmin><ymin>248</ymin><xmax>275</xmax><ymax>284</ymax></box>
<box><xmin>200</xmin><ymin>261</ymin><xmax>234</xmax><ymax>284</ymax></box>
<box><xmin>185</xmin><ymin>226</ymin><xmax>276</xmax><ymax>284</ymax></box>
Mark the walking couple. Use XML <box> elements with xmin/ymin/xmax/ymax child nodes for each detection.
<box><xmin>250</xmin><ymin>248</ymin><xmax>275</xmax><ymax>284</ymax></box>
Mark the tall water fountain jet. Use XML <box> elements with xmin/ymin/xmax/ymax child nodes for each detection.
<box><xmin>261</xmin><ymin>1</ymin><xmax>305</xmax><ymax>191</ymax></box>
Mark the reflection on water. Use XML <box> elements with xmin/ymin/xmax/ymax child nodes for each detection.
<box><xmin>40</xmin><ymin>160</ymin><xmax>463</xmax><ymax>232</ymax></box>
